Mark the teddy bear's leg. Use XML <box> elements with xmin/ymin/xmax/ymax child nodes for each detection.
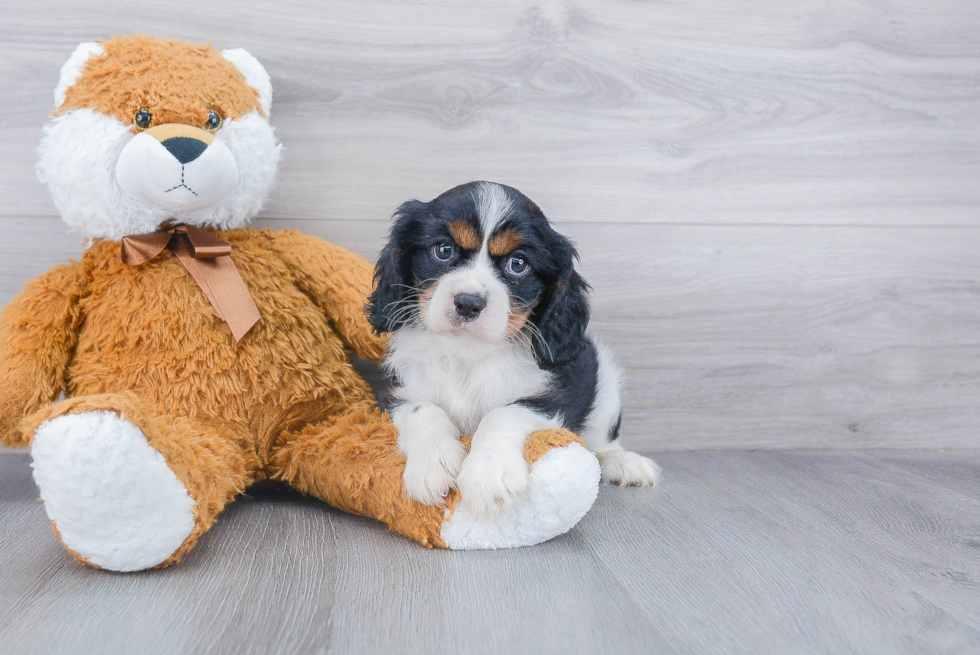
<box><xmin>271</xmin><ymin>407</ymin><xmax>601</xmax><ymax>549</ymax></box>
<box><xmin>23</xmin><ymin>393</ymin><xmax>259</xmax><ymax>571</ymax></box>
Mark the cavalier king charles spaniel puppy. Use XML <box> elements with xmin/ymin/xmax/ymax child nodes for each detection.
<box><xmin>368</xmin><ymin>181</ymin><xmax>660</xmax><ymax>518</ymax></box>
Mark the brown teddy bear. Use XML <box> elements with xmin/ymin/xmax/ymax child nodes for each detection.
<box><xmin>0</xmin><ymin>35</ymin><xmax>600</xmax><ymax>571</ymax></box>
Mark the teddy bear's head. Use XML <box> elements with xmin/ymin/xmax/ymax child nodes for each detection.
<box><xmin>37</xmin><ymin>35</ymin><xmax>281</xmax><ymax>240</ymax></box>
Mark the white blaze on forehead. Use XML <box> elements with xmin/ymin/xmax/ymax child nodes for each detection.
<box><xmin>475</xmin><ymin>182</ymin><xmax>513</xmax><ymax>241</ymax></box>
<box><xmin>422</xmin><ymin>250</ymin><xmax>512</xmax><ymax>343</ymax></box>
<box><xmin>418</xmin><ymin>182</ymin><xmax>519</xmax><ymax>343</ymax></box>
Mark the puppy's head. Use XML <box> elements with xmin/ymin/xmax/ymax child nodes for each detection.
<box><xmin>37</xmin><ymin>35</ymin><xmax>281</xmax><ymax>240</ymax></box>
<box><xmin>368</xmin><ymin>181</ymin><xmax>590</xmax><ymax>365</ymax></box>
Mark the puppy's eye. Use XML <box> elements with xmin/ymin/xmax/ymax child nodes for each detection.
<box><xmin>432</xmin><ymin>242</ymin><xmax>456</xmax><ymax>262</ymax></box>
<box><xmin>205</xmin><ymin>110</ymin><xmax>222</xmax><ymax>131</ymax></box>
<box><xmin>505</xmin><ymin>255</ymin><xmax>530</xmax><ymax>277</ymax></box>
<box><xmin>134</xmin><ymin>108</ymin><xmax>153</xmax><ymax>130</ymax></box>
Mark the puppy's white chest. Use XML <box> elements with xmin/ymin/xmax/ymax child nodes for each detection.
<box><xmin>387</xmin><ymin>331</ymin><xmax>549</xmax><ymax>435</ymax></box>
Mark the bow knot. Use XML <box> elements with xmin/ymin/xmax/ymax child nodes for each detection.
<box><xmin>121</xmin><ymin>223</ymin><xmax>260</xmax><ymax>341</ymax></box>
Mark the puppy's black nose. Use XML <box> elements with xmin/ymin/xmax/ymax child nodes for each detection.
<box><xmin>454</xmin><ymin>293</ymin><xmax>486</xmax><ymax>320</ymax></box>
<box><xmin>161</xmin><ymin>137</ymin><xmax>209</xmax><ymax>164</ymax></box>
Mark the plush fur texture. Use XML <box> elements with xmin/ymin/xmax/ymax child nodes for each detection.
<box><xmin>441</xmin><ymin>440</ymin><xmax>600</xmax><ymax>549</ymax></box>
<box><xmin>368</xmin><ymin>182</ymin><xmax>660</xmax><ymax>517</ymax></box>
<box><xmin>220</xmin><ymin>48</ymin><xmax>273</xmax><ymax>116</ymax></box>
<box><xmin>0</xmin><ymin>238</ymin><xmax>597</xmax><ymax>564</ymax></box>
<box><xmin>4</xmin><ymin>231</ymin><xmax>391</xmax><ymax>567</ymax></box>
<box><xmin>37</xmin><ymin>36</ymin><xmax>281</xmax><ymax>240</ymax></box>
<box><xmin>57</xmin><ymin>36</ymin><xmax>263</xmax><ymax>125</ymax></box>
<box><xmin>54</xmin><ymin>42</ymin><xmax>105</xmax><ymax>108</ymax></box>
<box><xmin>6</xmin><ymin>229</ymin><xmax>595</xmax><ymax>565</ymax></box>
<box><xmin>2</xmin><ymin>37</ymin><xmax>601</xmax><ymax>568</ymax></box>
<box><xmin>31</xmin><ymin>410</ymin><xmax>197</xmax><ymax>572</ymax></box>
<box><xmin>115</xmin><ymin>126</ymin><xmax>240</xmax><ymax>214</ymax></box>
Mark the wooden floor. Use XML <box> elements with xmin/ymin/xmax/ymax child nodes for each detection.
<box><xmin>2</xmin><ymin>449</ymin><xmax>978</xmax><ymax>655</ymax></box>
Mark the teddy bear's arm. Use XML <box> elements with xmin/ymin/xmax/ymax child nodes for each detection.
<box><xmin>0</xmin><ymin>263</ymin><xmax>86</xmax><ymax>448</ymax></box>
<box><xmin>269</xmin><ymin>230</ymin><xmax>388</xmax><ymax>362</ymax></box>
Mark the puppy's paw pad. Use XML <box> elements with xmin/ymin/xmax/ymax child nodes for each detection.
<box><xmin>600</xmin><ymin>450</ymin><xmax>662</xmax><ymax>488</ymax></box>
<box><xmin>403</xmin><ymin>439</ymin><xmax>467</xmax><ymax>506</ymax></box>
<box><xmin>456</xmin><ymin>451</ymin><xmax>530</xmax><ymax>519</ymax></box>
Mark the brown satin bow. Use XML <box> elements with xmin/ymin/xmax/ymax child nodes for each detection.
<box><xmin>121</xmin><ymin>223</ymin><xmax>260</xmax><ymax>341</ymax></box>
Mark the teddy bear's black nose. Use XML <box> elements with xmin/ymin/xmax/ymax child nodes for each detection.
<box><xmin>161</xmin><ymin>137</ymin><xmax>209</xmax><ymax>164</ymax></box>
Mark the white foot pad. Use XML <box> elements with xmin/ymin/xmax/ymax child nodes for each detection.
<box><xmin>30</xmin><ymin>411</ymin><xmax>196</xmax><ymax>572</ymax></box>
<box><xmin>440</xmin><ymin>443</ymin><xmax>600</xmax><ymax>549</ymax></box>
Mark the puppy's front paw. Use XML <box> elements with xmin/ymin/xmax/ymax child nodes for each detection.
<box><xmin>402</xmin><ymin>438</ymin><xmax>467</xmax><ymax>506</ymax></box>
<box><xmin>599</xmin><ymin>450</ymin><xmax>662</xmax><ymax>487</ymax></box>
<box><xmin>456</xmin><ymin>448</ymin><xmax>530</xmax><ymax>520</ymax></box>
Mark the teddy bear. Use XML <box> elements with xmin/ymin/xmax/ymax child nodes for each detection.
<box><xmin>0</xmin><ymin>35</ymin><xmax>601</xmax><ymax>571</ymax></box>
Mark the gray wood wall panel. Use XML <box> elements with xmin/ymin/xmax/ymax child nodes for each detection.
<box><xmin>1</xmin><ymin>0</ymin><xmax>979</xmax><ymax>225</ymax></box>
<box><xmin>2</xmin><ymin>217</ymin><xmax>978</xmax><ymax>450</ymax></box>
<box><xmin>1</xmin><ymin>0</ymin><xmax>979</xmax><ymax>450</ymax></box>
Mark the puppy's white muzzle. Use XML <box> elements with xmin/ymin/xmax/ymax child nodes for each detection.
<box><xmin>426</xmin><ymin>257</ymin><xmax>512</xmax><ymax>342</ymax></box>
<box><xmin>116</xmin><ymin>124</ymin><xmax>239</xmax><ymax>213</ymax></box>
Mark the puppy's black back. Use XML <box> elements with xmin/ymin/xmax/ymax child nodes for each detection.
<box><xmin>516</xmin><ymin>338</ymin><xmax>600</xmax><ymax>434</ymax></box>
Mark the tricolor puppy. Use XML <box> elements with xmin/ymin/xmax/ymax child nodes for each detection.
<box><xmin>368</xmin><ymin>181</ymin><xmax>661</xmax><ymax>518</ymax></box>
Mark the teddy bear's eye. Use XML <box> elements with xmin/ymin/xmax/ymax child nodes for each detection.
<box><xmin>134</xmin><ymin>108</ymin><xmax>153</xmax><ymax>130</ymax></box>
<box><xmin>205</xmin><ymin>110</ymin><xmax>222</xmax><ymax>131</ymax></box>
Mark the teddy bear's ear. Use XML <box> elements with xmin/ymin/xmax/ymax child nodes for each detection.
<box><xmin>221</xmin><ymin>48</ymin><xmax>272</xmax><ymax>116</ymax></box>
<box><xmin>54</xmin><ymin>41</ymin><xmax>104</xmax><ymax>109</ymax></box>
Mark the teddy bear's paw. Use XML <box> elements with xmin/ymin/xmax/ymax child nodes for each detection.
<box><xmin>440</xmin><ymin>441</ymin><xmax>600</xmax><ymax>549</ymax></box>
<box><xmin>30</xmin><ymin>411</ymin><xmax>196</xmax><ymax>572</ymax></box>
<box><xmin>402</xmin><ymin>437</ymin><xmax>468</xmax><ymax>506</ymax></box>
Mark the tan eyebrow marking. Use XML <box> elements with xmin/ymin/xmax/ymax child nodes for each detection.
<box><xmin>447</xmin><ymin>220</ymin><xmax>481</xmax><ymax>251</ymax></box>
<box><xmin>488</xmin><ymin>229</ymin><xmax>522</xmax><ymax>257</ymax></box>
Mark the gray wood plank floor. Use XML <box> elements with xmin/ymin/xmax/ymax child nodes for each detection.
<box><xmin>2</xmin><ymin>450</ymin><xmax>978</xmax><ymax>655</ymax></box>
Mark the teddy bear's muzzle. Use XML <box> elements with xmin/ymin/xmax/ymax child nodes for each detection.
<box><xmin>115</xmin><ymin>123</ymin><xmax>240</xmax><ymax>214</ymax></box>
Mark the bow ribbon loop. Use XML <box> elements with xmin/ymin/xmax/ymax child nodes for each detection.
<box><xmin>120</xmin><ymin>224</ymin><xmax>260</xmax><ymax>341</ymax></box>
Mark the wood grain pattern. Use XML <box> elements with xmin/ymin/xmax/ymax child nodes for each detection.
<box><xmin>1</xmin><ymin>0</ymin><xmax>979</xmax><ymax>225</ymax></box>
<box><xmin>3</xmin><ymin>216</ymin><xmax>977</xmax><ymax>450</ymax></box>
<box><xmin>1</xmin><ymin>0</ymin><xmax>979</xmax><ymax>451</ymax></box>
<box><xmin>2</xmin><ymin>450</ymin><xmax>978</xmax><ymax>654</ymax></box>
<box><xmin>3</xmin><ymin>4</ymin><xmax>979</xmax><ymax>653</ymax></box>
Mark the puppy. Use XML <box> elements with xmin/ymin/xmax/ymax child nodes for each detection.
<box><xmin>368</xmin><ymin>181</ymin><xmax>661</xmax><ymax>517</ymax></box>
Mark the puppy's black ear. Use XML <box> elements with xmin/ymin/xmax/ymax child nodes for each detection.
<box><xmin>532</xmin><ymin>237</ymin><xmax>591</xmax><ymax>365</ymax></box>
<box><xmin>366</xmin><ymin>201</ymin><xmax>426</xmax><ymax>334</ymax></box>
<box><xmin>366</xmin><ymin>243</ymin><xmax>407</xmax><ymax>335</ymax></box>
